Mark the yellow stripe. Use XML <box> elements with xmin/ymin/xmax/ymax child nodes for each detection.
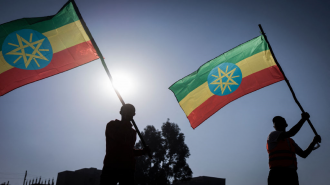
<box><xmin>0</xmin><ymin>51</ymin><xmax>14</xmax><ymax>73</ymax></box>
<box><xmin>179</xmin><ymin>50</ymin><xmax>276</xmax><ymax>116</ymax></box>
<box><xmin>43</xmin><ymin>20</ymin><xmax>90</xmax><ymax>53</ymax></box>
<box><xmin>239</xmin><ymin>50</ymin><xmax>276</xmax><ymax>78</ymax></box>
<box><xmin>0</xmin><ymin>20</ymin><xmax>90</xmax><ymax>74</ymax></box>
<box><xmin>179</xmin><ymin>82</ymin><xmax>213</xmax><ymax>116</ymax></box>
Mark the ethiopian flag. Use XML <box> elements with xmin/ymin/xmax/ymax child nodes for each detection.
<box><xmin>169</xmin><ymin>36</ymin><xmax>284</xmax><ymax>129</ymax></box>
<box><xmin>0</xmin><ymin>1</ymin><xmax>99</xmax><ymax>96</ymax></box>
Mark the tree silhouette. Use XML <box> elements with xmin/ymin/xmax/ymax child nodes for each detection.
<box><xmin>135</xmin><ymin>119</ymin><xmax>192</xmax><ymax>185</ymax></box>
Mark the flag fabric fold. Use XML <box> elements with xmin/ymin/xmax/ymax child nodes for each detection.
<box><xmin>0</xmin><ymin>1</ymin><xmax>99</xmax><ymax>96</ymax></box>
<box><xmin>169</xmin><ymin>35</ymin><xmax>284</xmax><ymax>129</ymax></box>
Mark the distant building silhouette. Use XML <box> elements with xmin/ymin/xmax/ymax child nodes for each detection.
<box><xmin>173</xmin><ymin>176</ymin><xmax>225</xmax><ymax>185</ymax></box>
<box><xmin>56</xmin><ymin>168</ymin><xmax>101</xmax><ymax>185</ymax></box>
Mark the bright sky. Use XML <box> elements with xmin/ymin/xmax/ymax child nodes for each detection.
<box><xmin>1</xmin><ymin>1</ymin><xmax>330</xmax><ymax>185</ymax></box>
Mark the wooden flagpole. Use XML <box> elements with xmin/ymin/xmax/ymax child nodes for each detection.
<box><xmin>258</xmin><ymin>24</ymin><xmax>320</xmax><ymax>149</ymax></box>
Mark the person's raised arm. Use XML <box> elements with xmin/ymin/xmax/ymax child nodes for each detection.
<box><xmin>287</xmin><ymin>112</ymin><xmax>310</xmax><ymax>137</ymax></box>
<box><xmin>278</xmin><ymin>112</ymin><xmax>310</xmax><ymax>140</ymax></box>
<box><xmin>296</xmin><ymin>135</ymin><xmax>321</xmax><ymax>158</ymax></box>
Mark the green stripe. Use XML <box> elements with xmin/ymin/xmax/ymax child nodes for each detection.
<box><xmin>0</xmin><ymin>1</ymin><xmax>79</xmax><ymax>51</ymax></box>
<box><xmin>169</xmin><ymin>35</ymin><xmax>270</xmax><ymax>102</ymax></box>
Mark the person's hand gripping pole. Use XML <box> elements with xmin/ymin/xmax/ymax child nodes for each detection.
<box><xmin>301</xmin><ymin>112</ymin><xmax>321</xmax><ymax>150</ymax></box>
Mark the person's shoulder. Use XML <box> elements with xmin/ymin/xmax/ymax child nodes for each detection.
<box><xmin>268</xmin><ymin>130</ymin><xmax>282</xmax><ymax>136</ymax></box>
<box><xmin>268</xmin><ymin>131</ymin><xmax>282</xmax><ymax>142</ymax></box>
<box><xmin>289</xmin><ymin>137</ymin><xmax>296</xmax><ymax>142</ymax></box>
<box><xmin>106</xmin><ymin>119</ymin><xmax>120</xmax><ymax>127</ymax></box>
<box><xmin>108</xmin><ymin>119</ymin><xmax>119</xmax><ymax>123</ymax></box>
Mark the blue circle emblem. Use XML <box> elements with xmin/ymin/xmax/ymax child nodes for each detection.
<box><xmin>207</xmin><ymin>63</ymin><xmax>242</xmax><ymax>96</ymax></box>
<box><xmin>2</xmin><ymin>29</ymin><xmax>53</xmax><ymax>70</ymax></box>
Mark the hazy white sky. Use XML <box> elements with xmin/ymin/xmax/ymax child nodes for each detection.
<box><xmin>1</xmin><ymin>1</ymin><xmax>330</xmax><ymax>185</ymax></box>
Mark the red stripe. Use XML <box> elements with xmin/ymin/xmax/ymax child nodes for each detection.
<box><xmin>0</xmin><ymin>40</ymin><xmax>98</xmax><ymax>96</ymax></box>
<box><xmin>187</xmin><ymin>65</ymin><xmax>284</xmax><ymax>129</ymax></box>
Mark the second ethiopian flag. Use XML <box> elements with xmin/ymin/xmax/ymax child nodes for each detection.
<box><xmin>169</xmin><ymin>36</ymin><xmax>284</xmax><ymax>129</ymax></box>
<box><xmin>0</xmin><ymin>1</ymin><xmax>99</xmax><ymax>96</ymax></box>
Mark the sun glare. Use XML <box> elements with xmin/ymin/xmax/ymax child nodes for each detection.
<box><xmin>112</xmin><ymin>72</ymin><xmax>135</xmax><ymax>96</ymax></box>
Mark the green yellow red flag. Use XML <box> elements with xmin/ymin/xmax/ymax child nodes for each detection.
<box><xmin>169</xmin><ymin>35</ymin><xmax>285</xmax><ymax>129</ymax></box>
<box><xmin>0</xmin><ymin>1</ymin><xmax>99</xmax><ymax>96</ymax></box>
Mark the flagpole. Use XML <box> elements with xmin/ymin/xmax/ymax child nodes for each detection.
<box><xmin>70</xmin><ymin>0</ymin><xmax>152</xmax><ymax>158</ymax></box>
<box><xmin>258</xmin><ymin>24</ymin><xmax>320</xmax><ymax>148</ymax></box>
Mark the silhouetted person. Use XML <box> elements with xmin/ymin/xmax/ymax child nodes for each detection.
<box><xmin>267</xmin><ymin>112</ymin><xmax>321</xmax><ymax>185</ymax></box>
<box><xmin>100</xmin><ymin>104</ymin><xmax>150</xmax><ymax>185</ymax></box>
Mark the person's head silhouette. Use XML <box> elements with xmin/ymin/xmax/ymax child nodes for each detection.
<box><xmin>120</xmin><ymin>104</ymin><xmax>135</xmax><ymax>121</ymax></box>
<box><xmin>272</xmin><ymin>116</ymin><xmax>288</xmax><ymax>131</ymax></box>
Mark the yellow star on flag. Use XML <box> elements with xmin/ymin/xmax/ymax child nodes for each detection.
<box><xmin>210</xmin><ymin>65</ymin><xmax>240</xmax><ymax>94</ymax></box>
<box><xmin>5</xmin><ymin>33</ymin><xmax>49</xmax><ymax>68</ymax></box>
